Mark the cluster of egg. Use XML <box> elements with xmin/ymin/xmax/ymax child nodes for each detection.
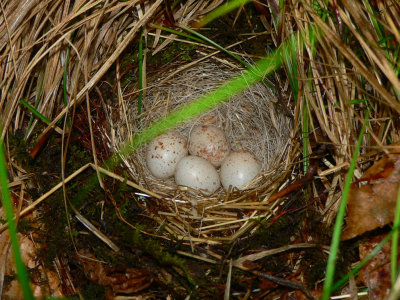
<box><xmin>146</xmin><ymin>125</ymin><xmax>261</xmax><ymax>194</ymax></box>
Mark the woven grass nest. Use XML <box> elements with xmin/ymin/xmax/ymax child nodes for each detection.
<box><xmin>116</xmin><ymin>60</ymin><xmax>294</xmax><ymax>243</ymax></box>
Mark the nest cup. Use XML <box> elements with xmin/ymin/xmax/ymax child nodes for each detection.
<box><xmin>117</xmin><ymin>60</ymin><xmax>293</xmax><ymax>242</ymax></box>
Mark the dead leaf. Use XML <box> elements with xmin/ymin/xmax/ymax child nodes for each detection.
<box><xmin>342</xmin><ymin>154</ymin><xmax>400</xmax><ymax>240</ymax></box>
<box><xmin>1</xmin><ymin>233</ymin><xmax>63</xmax><ymax>299</ymax></box>
<box><xmin>78</xmin><ymin>251</ymin><xmax>153</xmax><ymax>295</ymax></box>
<box><xmin>358</xmin><ymin>234</ymin><xmax>395</xmax><ymax>299</ymax></box>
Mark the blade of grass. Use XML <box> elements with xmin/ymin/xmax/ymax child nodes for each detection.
<box><xmin>194</xmin><ymin>0</ymin><xmax>253</xmax><ymax>28</ymax></box>
<box><xmin>24</xmin><ymin>71</ymin><xmax>46</xmax><ymax>140</ymax></box>
<box><xmin>150</xmin><ymin>23</ymin><xmax>204</xmax><ymax>43</ymax></box>
<box><xmin>179</xmin><ymin>25</ymin><xmax>251</xmax><ymax>68</ymax></box>
<box><xmin>362</xmin><ymin>0</ymin><xmax>384</xmax><ymax>40</ymax></box>
<box><xmin>332</xmin><ymin>227</ymin><xmax>396</xmax><ymax>291</ymax></box>
<box><xmin>0</xmin><ymin>137</ymin><xmax>33</xmax><ymax>300</ymax></box>
<box><xmin>392</xmin><ymin>184</ymin><xmax>400</xmax><ymax>284</ymax></box>
<box><xmin>20</xmin><ymin>98</ymin><xmax>51</xmax><ymax>125</ymax></box>
<box><xmin>62</xmin><ymin>31</ymin><xmax>77</xmax><ymax>129</ymax></box>
<box><xmin>301</xmin><ymin>20</ymin><xmax>318</xmax><ymax>174</ymax></box>
<box><xmin>321</xmin><ymin>110</ymin><xmax>370</xmax><ymax>299</ymax></box>
<box><xmin>282</xmin><ymin>34</ymin><xmax>299</xmax><ymax>100</ymax></box>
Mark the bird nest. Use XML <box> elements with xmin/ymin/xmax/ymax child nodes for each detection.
<box><xmin>115</xmin><ymin>60</ymin><xmax>294</xmax><ymax>243</ymax></box>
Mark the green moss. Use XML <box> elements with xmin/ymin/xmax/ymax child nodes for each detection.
<box><xmin>131</xmin><ymin>228</ymin><xmax>195</xmax><ymax>287</ymax></box>
<box><xmin>249</xmin><ymin>211</ymin><xmax>305</xmax><ymax>250</ymax></box>
<box><xmin>302</xmin><ymin>249</ymin><xmax>328</xmax><ymax>288</ymax></box>
<box><xmin>16</xmin><ymin>219</ymin><xmax>32</xmax><ymax>234</ymax></box>
<box><xmin>79</xmin><ymin>279</ymin><xmax>106</xmax><ymax>300</ymax></box>
<box><xmin>37</xmin><ymin>190</ymin><xmax>73</xmax><ymax>267</ymax></box>
<box><xmin>161</xmin><ymin>41</ymin><xmax>196</xmax><ymax>63</ymax></box>
<box><xmin>146</xmin><ymin>36</ymin><xmax>197</xmax><ymax>66</ymax></box>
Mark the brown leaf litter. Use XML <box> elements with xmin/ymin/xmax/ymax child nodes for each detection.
<box><xmin>342</xmin><ymin>145</ymin><xmax>400</xmax><ymax>240</ymax></box>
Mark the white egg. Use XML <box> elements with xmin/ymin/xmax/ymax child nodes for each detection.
<box><xmin>220</xmin><ymin>150</ymin><xmax>261</xmax><ymax>190</ymax></box>
<box><xmin>175</xmin><ymin>156</ymin><xmax>220</xmax><ymax>194</ymax></box>
<box><xmin>146</xmin><ymin>131</ymin><xmax>188</xmax><ymax>179</ymax></box>
<box><xmin>188</xmin><ymin>125</ymin><xmax>230</xmax><ymax>167</ymax></box>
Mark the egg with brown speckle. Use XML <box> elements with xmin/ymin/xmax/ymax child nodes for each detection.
<box><xmin>188</xmin><ymin>125</ymin><xmax>230</xmax><ymax>167</ymax></box>
<box><xmin>220</xmin><ymin>150</ymin><xmax>261</xmax><ymax>190</ymax></box>
<box><xmin>175</xmin><ymin>156</ymin><xmax>220</xmax><ymax>194</ymax></box>
<box><xmin>146</xmin><ymin>132</ymin><xmax>188</xmax><ymax>179</ymax></box>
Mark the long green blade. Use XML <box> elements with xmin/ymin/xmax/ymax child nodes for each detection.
<box><xmin>321</xmin><ymin>111</ymin><xmax>370</xmax><ymax>299</ymax></box>
<box><xmin>0</xmin><ymin>138</ymin><xmax>33</xmax><ymax>300</ymax></box>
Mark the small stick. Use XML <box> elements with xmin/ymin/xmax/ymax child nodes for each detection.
<box><xmin>251</xmin><ymin>269</ymin><xmax>315</xmax><ymax>300</ymax></box>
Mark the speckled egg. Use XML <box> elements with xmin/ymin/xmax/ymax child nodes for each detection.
<box><xmin>146</xmin><ymin>131</ymin><xmax>188</xmax><ymax>179</ymax></box>
<box><xmin>188</xmin><ymin>125</ymin><xmax>230</xmax><ymax>167</ymax></box>
<box><xmin>175</xmin><ymin>156</ymin><xmax>220</xmax><ymax>194</ymax></box>
<box><xmin>220</xmin><ymin>150</ymin><xmax>261</xmax><ymax>190</ymax></box>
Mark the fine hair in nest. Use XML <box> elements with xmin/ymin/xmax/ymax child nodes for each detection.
<box><xmin>117</xmin><ymin>60</ymin><xmax>292</xmax><ymax>197</ymax></box>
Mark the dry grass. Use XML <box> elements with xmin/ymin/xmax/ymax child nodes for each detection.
<box><xmin>0</xmin><ymin>0</ymin><xmax>224</xmax><ymax>140</ymax></box>
<box><xmin>272</xmin><ymin>0</ymin><xmax>400</xmax><ymax>225</ymax></box>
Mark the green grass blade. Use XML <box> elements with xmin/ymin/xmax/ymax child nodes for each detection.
<box><xmin>0</xmin><ymin>137</ymin><xmax>34</xmax><ymax>300</ymax></box>
<box><xmin>392</xmin><ymin>185</ymin><xmax>400</xmax><ymax>284</ymax></box>
<box><xmin>362</xmin><ymin>0</ymin><xmax>384</xmax><ymax>40</ymax></box>
<box><xmin>180</xmin><ymin>25</ymin><xmax>251</xmax><ymax>68</ymax></box>
<box><xmin>332</xmin><ymin>228</ymin><xmax>395</xmax><ymax>291</ymax></box>
<box><xmin>302</xmin><ymin>23</ymin><xmax>317</xmax><ymax>172</ymax></box>
<box><xmin>195</xmin><ymin>0</ymin><xmax>252</xmax><ymax>28</ymax></box>
<box><xmin>20</xmin><ymin>98</ymin><xmax>51</xmax><ymax>125</ymax></box>
<box><xmin>282</xmin><ymin>34</ymin><xmax>299</xmax><ymax>100</ymax></box>
<box><xmin>321</xmin><ymin>111</ymin><xmax>370</xmax><ymax>299</ymax></box>
<box><xmin>63</xmin><ymin>30</ymin><xmax>77</xmax><ymax>129</ymax></box>
<box><xmin>151</xmin><ymin>22</ymin><xmax>251</xmax><ymax>70</ymax></box>
<box><xmin>150</xmin><ymin>23</ymin><xmax>204</xmax><ymax>43</ymax></box>
<box><xmin>25</xmin><ymin>71</ymin><xmax>46</xmax><ymax>140</ymax></box>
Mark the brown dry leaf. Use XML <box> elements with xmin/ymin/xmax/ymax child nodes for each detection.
<box><xmin>358</xmin><ymin>234</ymin><xmax>394</xmax><ymax>299</ymax></box>
<box><xmin>78</xmin><ymin>251</ymin><xmax>153</xmax><ymax>295</ymax></box>
<box><xmin>342</xmin><ymin>153</ymin><xmax>400</xmax><ymax>240</ymax></box>
<box><xmin>1</xmin><ymin>233</ymin><xmax>63</xmax><ymax>299</ymax></box>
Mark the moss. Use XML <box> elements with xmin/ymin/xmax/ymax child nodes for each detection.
<box><xmin>16</xmin><ymin>218</ymin><xmax>32</xmax><ymax>234</ymax></box>
<box><xmin>161</xmin><ymin>41</ymin><xmax>196</xmax><ymax>63</ymax></box>
<box><xmin>249</xmin><ymin>210</ymin><xmax>305</xmax><ymax>250</ymax></box>
<box><xmin>131</xmin><ymin>228</ymin><xmax>184</xmax><ymax>268</ymax></box>
<box><xmin>206</xmin><ymin>4</ymin><xmax>271</xmax><ymax>56</ymax></box>
<box><xmin>7</xmin><ymin>130</ymin><xmax>32</xmax><ymax>167</ymax></box>
<box><xmin>66</xmin><ymin>144</ymin><xmax>92</xmax><ymax>170</ymax></box>
<box><xmin>146</xmin><ymin>36</ymin><xmax>197</xmax><ymax>66</ymax></box>
<box><xmin>301</xmin><ymin>248</ymin><xmax>328</xmax><ymax>288</ymax></box>
<box><xmin>37</xmin><ymin>190</ymin><xmax>73</xmax><ymax>267</ymax></box>
<box><xmin>130</xmin><ymin>228</ymin><xmax>196</xmax><ymax>288</ymax></box>
<box><xmin>79</xmin><ymin>279</ymin><xmax>106</xmax><ymax>300</ymax></box>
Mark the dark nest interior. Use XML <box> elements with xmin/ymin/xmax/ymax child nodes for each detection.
<box><xmin>0</xmin><ymin>1</ymin><xmax>399</xmax><ymax>299</ymax></box>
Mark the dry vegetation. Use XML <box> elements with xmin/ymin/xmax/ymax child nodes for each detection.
<box><xmin>0</xmin><ymin>0</ymin><xmax>399</xmax><ymax>299</ymax></box>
